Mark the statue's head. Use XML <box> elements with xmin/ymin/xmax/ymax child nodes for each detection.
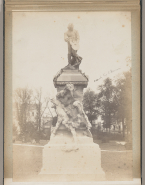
<box><xmin>50</xmin><ymin>98</ymin><xmax>61</xmax><ymax>108</ymax></box>
<box><xmin>68</xmin><ymin>23</ymin><xmax>74</xmax><ymax>31</ymax></box>
<box><xmin>50</xmin><ymin>98</ymin><xmax>57</xmax><ymax>108</ymax></box>
<box><xmin>73</xmin><ymin>100</ymin><xmax>83</xmax><ymax>113</ymax></box>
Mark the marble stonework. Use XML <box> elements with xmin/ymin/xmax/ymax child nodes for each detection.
<box><xmin>39</xmin><ymin>65</ymin><xmax>105</xmax><ymax>181</ymax></box>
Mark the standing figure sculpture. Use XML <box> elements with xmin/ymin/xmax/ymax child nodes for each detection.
<box><xmin>64</xmin><ymin>23</ymin><xmax>82</xmax><ymax>69</ymax></box>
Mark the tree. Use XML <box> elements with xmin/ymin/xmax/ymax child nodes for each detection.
<box><xmin>97</xmin><ymin>78</ymin><xmax>117</xmax><ymax>131</ymax></box>
<box><xmin>83</xmin><ymin>89</ymin><xmax>99</xmax><ymax>124</ymax></box>
<box><xmin>14</xmin><ymin>87</ymin><xmax>33</xmax><ymax>136</ymax></box>
<box><xmin>115</xmin><ymin>69</ymin><xmax>132</xmax><ymax>140</ymax></box>
<box><xmin>34</xmin><ymin>88</ymin><xmax>49</xmax><ymax>132</ymax></box>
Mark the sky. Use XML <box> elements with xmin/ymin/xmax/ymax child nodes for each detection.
<box><xmin>12</xmin><ymin>11</ymin><xmax>131</xmax><ymax>97</ymax></box>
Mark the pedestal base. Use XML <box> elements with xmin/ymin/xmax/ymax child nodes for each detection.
<box><xmin>39</xmin><ymin>132</ymin><xmax>105</xmax><ymax>181</ymax></box>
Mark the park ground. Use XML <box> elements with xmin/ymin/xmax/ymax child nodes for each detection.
<box><xmin>13</xmin><ymin>141</ymin><xmax>133</xmax><ymax>182</ymax></box>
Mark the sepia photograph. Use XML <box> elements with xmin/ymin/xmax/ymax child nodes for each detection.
<box><xmin>4</xmin><ymin>2</ymin><xmax>141</xmax><ymax>184</ymax></box>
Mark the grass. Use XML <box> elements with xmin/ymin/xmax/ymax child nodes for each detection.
<box><xmin>13</xmin><ymin>143</ymin><xmax>133</xmax><ymax>182</ymax></box>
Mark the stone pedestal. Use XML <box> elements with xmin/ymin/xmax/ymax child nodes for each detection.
<box><xmin>39</xmin><ymin>129</ymin><xmax>105</xmax><ymax>181</ymax></box>
<box><xmin>39</xmin><ymin>68</ymin><xmax>105</xmax><ymax>181</ymax></box>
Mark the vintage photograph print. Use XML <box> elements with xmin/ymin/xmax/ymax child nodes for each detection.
<box><xmin>12</xmin><ymin>11</ymin><xmax>133</xmax><ymax>182</ymax></box>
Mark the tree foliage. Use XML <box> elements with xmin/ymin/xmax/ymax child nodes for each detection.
<box><xmin>83</xmin><ymin>89</ymin><xmax>99</xmax><ymax>123</ymax></box>
<box><xmin>34</xmin><ymin>88</ymin><xmax>49</xmax><ymax>131</ymax></box>
<box><xmin>14</xmin><ymin>87</ymin><xmax>33</xmax><ymax>135</ymax></box>
<box><xmin>14</xmin><ymin>87</ymin><xmax>50</xmax><ymax>141</ymax></box>
<box><xmin>83</xmin><ymin>68</ymin><xmax>132</xmax><ymax>139</ymax></box>
<box><xmin>115</xmin><ymin>69</ymin><xmax>132</xmax><ymax>138</ymax></box>
<box><xmin>97</xmin><ymin>78</ymin><xmax>118</xmax><ymax>129</ymax></box>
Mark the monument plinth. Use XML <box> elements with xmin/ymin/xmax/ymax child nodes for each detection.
<box><xmin>53</xmin><ymin>69</ymin><xmax>88</xmax><ymax>102</ymax></box>
<box><xmin>39</xmin><ymin>68</ymin><xmax>105</xmax><ymax>181</ymax></box>
<box><xmin>39</xmin><ymin>24</ymin><xmax>105</xmax><ymax>181</ymax></box>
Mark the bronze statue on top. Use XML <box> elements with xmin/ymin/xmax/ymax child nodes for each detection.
<box><xmin>64</xmin><ymin>23</ymin><xmax>82</xmax><ymax>70</ymax></box>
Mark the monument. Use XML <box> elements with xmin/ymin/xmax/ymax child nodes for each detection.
<box><xmin>39</xmin><ymin>23</ymin><xmax>105</xmax><ymax>181</ymax></box>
